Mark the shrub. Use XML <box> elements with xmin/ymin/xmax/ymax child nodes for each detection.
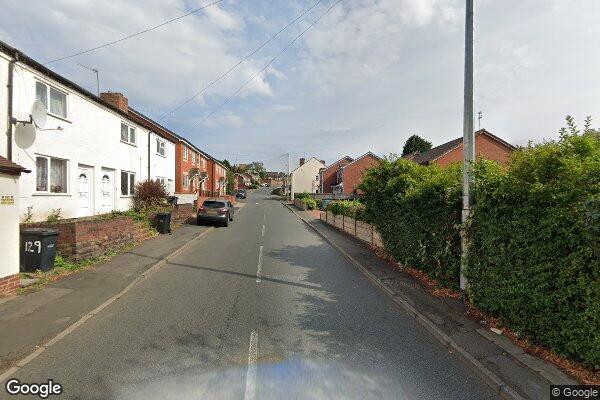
<box><xmin>358</xmin><ymin>158</ymin><xmax>462</xmax><ymax>288</ymax></box>
<box><xmin>327</xmin><ymin>200</ymin><xmax>366</xmax><ymax>221</ymax></box>
<box><xmin>304</xmin><ymin>197</ymin><xmax>318</xmax><ymax>210</ymax></box>
<box><xmin>132</xmin><ymin>179</ymin><xmax>171</xmax><ymax>213</ymax></box>
<box><xmin>466</xmin><ymin>130</ymin><xmax>600</xmax><ymax>368</ymax></box>
<box><xmin>294</xmin><ymin>192</ymin><xmax>312</xmax><ymax>200</ymax></box>
<box><xmin>46</xmin><ymin>208</ymin><xmax>62</xmax><ymax>223</ymax></box>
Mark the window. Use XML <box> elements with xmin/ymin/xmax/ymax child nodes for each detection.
<box><xmin>121</xmin><ymin>171</ymin><xmax>135</xmax><ymax>196</ymax></box>
<box><xmin>192</xmin><ymin>152</ymin><xmax>197</xmax><ymax>164</ymax></box>
<box><xmin>167</xmin><ymin>179</ymin><xmax>173</xmax><ymax>192</ymax></box>
<box><xmin>120</xmin><ymin>122</ymin><xmax>136</xmax><ymax>145</ymax></box>
<box><xmin>183</xmin><ymin>144</ymin><xmax>188</xmax><ymax>160</ymax></box>
<box><xmin>183</xmin><ymin>174</ymin><xmax>189</xmax><ymax>187</ymax></box>
<box><xmin>156</xmin><ymin>176</ymin><xmax>166</xmax><ymax>187</ymax></box>
<box><xmin>36</xmin><ymin>81</ymin><xmax>67</xmax><ymax>118</ymax></box>
<box><xmin>156</xmin><ymin>138</ymin><xmax>165</xmax><ymax>156</ymax></box>
<box><xmin>36</xmin><ymin>155</ymin><xmax>68</xmax><ymax>193</ymax></box>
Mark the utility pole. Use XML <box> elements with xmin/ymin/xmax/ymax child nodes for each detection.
<box><xmin>287</xmin><ymin>152</ymin><xmax>293</xmax><ymax>201</ymax></box>
<box><xmin>461</xmin><ymin>0</ymin><xmax>474</xmax><ymax>291</ymax></box>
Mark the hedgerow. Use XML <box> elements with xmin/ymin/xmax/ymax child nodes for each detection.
<box><xmin>358</xmin><ymin>121</ymin><xmax>600</xmax><ymax>368</ymax></box>
<box><xmin>466</xmin><ymin>129</ymin><xmax>600</xmax><ymax>368</ymax></box>
<box><xmin>327</xmin><ymin>200</ymin><xmax>366</xmax><ymax>221</ymax></box>
<box><xmin>359</xmin><ymin>158</ymin><xmax>462</xmax><ymax>288</ymax></box>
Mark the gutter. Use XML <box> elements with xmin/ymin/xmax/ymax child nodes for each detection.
<box><xmin>6</xmin><ymin>53</ymin><xmax>16</xmax><ymax>160</ymax></box>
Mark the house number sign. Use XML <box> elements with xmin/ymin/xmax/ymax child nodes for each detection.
<box><xmin>24</xmin><ymin>241</ymin><xmax>42</xmax><ymax>254</ymax></box>
<box><xmin>1</xmin><ymin>195</ymin><xmax>15</xmax><ymax>205</ymax></box>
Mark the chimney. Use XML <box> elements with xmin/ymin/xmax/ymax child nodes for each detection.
<box><xmin>299</xmin><ymin>157</ymin><xmax>305</xmax><ymax>166</ymax></box>
<box><xmin>100</xmin><ymin>92</ymin><xmax>129</xmax><ymax>112</ymax></box>
<box><xmin>320</xmin><ymin>160</ymin><xmax>326</xmax><ymax>165</ymax></box>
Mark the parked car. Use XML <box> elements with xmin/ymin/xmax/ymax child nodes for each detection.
<box><xmin>236</xmin><ymin>189</ymin><xmax>247</xmax><ymax>199</ymax></box>
<box><xmin>197</xmin><ymin>199</ymin><xmax>234</xmax><ymax>227</ymax></box>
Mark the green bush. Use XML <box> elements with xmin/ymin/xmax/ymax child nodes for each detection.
<box><xmin>359</xmin><ymin>158</ymin><xmax>462</xmax><ymax>288</ymax></box>
<box><xmin>294</xmin><ymin>192</ymin><xmax>312</xmax><ymax>200</ymax></box>
<box><xmin>466</xmin><ymin>130</ymin><xmax>600</xmax><ymax>368</ymax></box>
<box><xmin>327</xmin><ymin>200</ymin><xmax>366</xmax><ymax>221</ymax></box>
<box><xmin>303</xmin><ymin>197</ymin><xmax>318</xmax><ymax>210</ymax></box>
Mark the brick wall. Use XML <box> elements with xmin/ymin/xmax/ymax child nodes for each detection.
<box><xmin>321</xmin><ymin>157</ymin><xmax>352</xmax><ymax>193</ymax></box>
<box><xmin>435</xmin><ymin>133</ymin><xmax>513</xmax><ymax>167</ymax></box>
<box><xmin>169</xmin><ymin>203</ymin><xmax>195</xmax><ymax>226</ymax></box>
<box><xmin>342</xmin><ymin>154</ymin><xmax>381</xmax><ymax>195</ymax></box>
<box><xmin>23</xmin><ymin>216</ymin><xmax>154</xmax><ymax>262</ymax></box>
<box><xmin>0</xmin><ymin>273</ymin><xmax>20</xmax><ymax>297</ymax></box>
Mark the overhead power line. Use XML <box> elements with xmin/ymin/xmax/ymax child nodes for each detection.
<box><xmin>43</xmin><ymin>0</ymin><xmax>225</xmax><ymax>65</ymax></box>
<box><xmin>187</xmin><ymin>0</ymin><xmax>343</xmax><ymax>134</ymax></box>
<box><xmin>157</xmin><ymin>0</ymin><xmax>325</xmax><ymax>121</ymax></box>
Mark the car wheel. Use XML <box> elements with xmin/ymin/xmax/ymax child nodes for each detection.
<box><xmin>223</xmin><ymin>219</ymin><xmax>229</xmax><ymax>227</ymax></box>
<box><xmin>197</xmin><ymin>219</ymin><xmax>203</xmax><ymax>226</ymax></box>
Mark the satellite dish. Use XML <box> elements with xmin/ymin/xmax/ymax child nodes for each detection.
<box><xmin>14</xmin><ymin>123</ymin><xmax>36</xmax><ymax>149</ymax></box>
<box><xmin>31</xmin><ymin>100</ymin><xmax>47</xmax><ymax>129</ymax></box>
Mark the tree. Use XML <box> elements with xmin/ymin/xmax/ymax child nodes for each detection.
<box><xmin>402</xmin><ymin>135</ymin><xmax>432</xmax><ymax>156</ymax></box>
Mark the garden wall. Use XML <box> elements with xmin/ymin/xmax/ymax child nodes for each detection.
<box><xmin>320</xmin><ymin>211</ymin><xmax>384</xmax><ymax>248</ymax></box>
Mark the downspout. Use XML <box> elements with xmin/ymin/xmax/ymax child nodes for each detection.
<box><xmin>147</xmin><ymin>131</ymin><xmax>151</xmax><ymax>180</ymax></box>
<box><xmin>6</xmin><ymin>53</ymin><xmax>17</xmax><ymax>160</ymax></box>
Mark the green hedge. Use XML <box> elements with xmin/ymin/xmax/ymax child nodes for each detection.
<box><xmin>359</xmin><ymin>159</ymin><xmax>462</xmax><ymax>288</ymax></box>
<box><xmin>466</xmin><ymin>132</ymin><xmax>600</xmax><ymax>368</ymax></box>
<box><xmin>327</xmin><ymin>200</ymin><xmax>366</xmax><ymax>221</ymax></box>
<box><xmin>294</xmin><ymin>192</ymin><xmax>312</xmax><ymax>200</ymax></box>
<box><xmin>303</xmin><ymin>197</ymin><xmax>318</xmax><ymax>210</ymax></box>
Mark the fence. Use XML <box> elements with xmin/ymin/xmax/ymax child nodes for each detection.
<box><xmin>320</xmin><ymin>211</ymin><xmax>384</xmax><ymax>248</ymax></box>
<box><xmin>311</xmin><ymin>193</ymin><xmax>358</xmax><ymax>201</ymax></box>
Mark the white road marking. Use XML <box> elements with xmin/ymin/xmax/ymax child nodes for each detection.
<box><xmin>256</xmin><ymin>246</ymin><xmax>263</xmax><ymax>283</ymax></box>
<box><xmin>261</xmin><ymin>224</ymin><xmax>265</xmax><ymax>237</ymax></box>
<box><xmin>244</xmin><ymin>330</ymin><xmax>258</xmax><ymax>400</ymax></box>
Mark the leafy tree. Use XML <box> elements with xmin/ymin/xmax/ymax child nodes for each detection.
<box><xmin>402</xmin><ymin>134</ymin><xmax>432</xmax><ymax>156</ymax></box>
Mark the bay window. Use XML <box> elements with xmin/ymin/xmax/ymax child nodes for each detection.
<box><xmin>36</xmin><ymin>155</ymin><xmax>68</xmax><ymax>193</ymax></box>
<box><xmin>121</xmin><ymin>171</ymin><xmax>135</xmax><ymax>196</ymax></box>
<box><xmin>36</xmin><ymin>81</ymin><xmax>67</xmax><ymax>118</ymax></box>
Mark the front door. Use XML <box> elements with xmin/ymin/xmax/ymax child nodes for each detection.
<box><xmin>99</xmin><ymin>169</ymin><xmax>115</xmax><ymax>214</ymax></box>
<box><xmin>77</xmin><ymin>166</ymin><xmax>93</xmax><ymax>217</ymax></box>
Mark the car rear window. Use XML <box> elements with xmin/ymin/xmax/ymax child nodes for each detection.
<box><xmin>203</xmin><ymin>201</ymin><xmax>225</xmax><ymax>208</ymax></box>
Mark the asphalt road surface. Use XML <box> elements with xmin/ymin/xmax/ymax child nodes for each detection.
<box><xmin>6</xmin><ymin>188</ymin><xmax>498</xmax><ymax>399</ymax></box>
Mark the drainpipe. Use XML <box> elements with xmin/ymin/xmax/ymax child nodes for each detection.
<box><xmin>6</xmin><ymin>53</ymin><xmax>17</xmax><ymax>160</ymax></box>
<box><xmin>147</xmin><ymin>131</ymin><xmax>151</xmax><ymax>180</ymax></box>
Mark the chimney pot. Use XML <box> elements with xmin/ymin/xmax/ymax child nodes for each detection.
<box><xmin>299</xmin><ymin>157</ymin><xmax>305</xmax><ymax>166</ymax></box>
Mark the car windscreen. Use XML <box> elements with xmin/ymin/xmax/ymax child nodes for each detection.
<box><xmin>203</xmin><ymin>201</ymin><xmax>226</xmax><ymax>208</ymax></box>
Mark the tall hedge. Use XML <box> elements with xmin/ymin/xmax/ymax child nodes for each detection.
<box><xmin>359</xmin><ymin>158</ymin><xmax>463</xmax><ymax>288</ymax></box>
<box><xmin>466</xmin><ymin>132</ymin><xmax>600</xmax><ymax>368</ymax></box>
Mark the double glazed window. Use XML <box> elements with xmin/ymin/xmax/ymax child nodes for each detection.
<box><xmin>121</xmin><ymin>122</ymin><xmax>136</xmax><ymax>145</ymax></box>
<box><xmin>183</xmin><ymin>174</ymin><xmax>190</xmax><ymax>188</ymax></box>
<box><xmin>121</xmin><ymin>171</ymin><xmax>135</xmax><ymax>196</ymax></box>
<box><xmin>36</xmin><ymin>155</ymin><xmax>68</xmax><ymax>193</ymax></box>
<box><xmin>183</xmin><ymin>145</ymin><xmax>188</xmax><ymax>160</ymax></box>
<box><xmin>156</xmin><ymin>138</ymin><xmax>165</xmax><ymax>156</ymax></box>
<box><xmin>35</xmin><ymin>81</ymin><xmax>67</xmax><ymax>119</ymax></box>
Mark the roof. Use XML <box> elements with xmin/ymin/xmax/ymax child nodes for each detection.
<box><xmin>0</xmin><ymin>40</ymin><xmax>229</xmax><ymax>171</ymax></box>
<box><xmin>408</xmin><ymin>129</ymin><xmax>515</xmax><ymax>165</ymax></box>
<box><xmin>0</xmin><ymin>156</ymin><xmax>30</xmax><ymax>175</ymax></box>
<box><xmin>291</xmin><ymin>157</ymin><xmax>325</xmax><ymax>174</ymax></box>
<box><xmin>341</xmin><ymin>151</ymin><xmax>381</xmax><ymax>169</ymax></box>
<box><xmin>323</xmin><ymin>156</ymin><xmax>354</xmax><ymax>172</ymax></box>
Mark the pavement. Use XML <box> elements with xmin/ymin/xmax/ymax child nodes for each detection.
<box><xmin>285</xmin><ymin>205</ymin><xmax>579</xmax><ymax>400</ymax></box>
<box><xmin>0</xmin><ymin>188</ymin><xmax>513</xmax><ymax>399</ymax></box>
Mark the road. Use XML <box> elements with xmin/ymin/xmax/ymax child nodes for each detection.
<box><xmin>7</xmin><ymin>188</ymin><xmax>498</xmax><ymax>399</ymax></box>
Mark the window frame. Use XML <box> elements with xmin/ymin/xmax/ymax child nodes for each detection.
<box><xmin>121</xmin><ymin>171</ymin><xmax>136</xmax><ymax>197</ymax></box>
<box><xmin>183</xmin><ymin>173</ymin><xmax>189</xmax><ymax>188</ymax></box>
<box><xmin>120</xmin><ymin>122</ymin><xmax>137</xmax><ymax>146</ymax></box>
<box><xmin>35</xmin><ymin>154</ymin><xmax>69</xmax><ymax>195</ymax></box>
<box><xmin>183</xmin><ymin>144</ymin><xmax>188</xmax><ymax>160</ymax></box>
<box><xmin>156</xmin><ymin>138</ymin><xmax>166</xmax><ymax>157</ymax></box>
<box><xmin>35</xmin><ymin>80</ymin><xmax>68</xmax><ymax>120</ymax></box>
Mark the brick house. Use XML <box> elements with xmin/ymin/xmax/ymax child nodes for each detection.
<box><xmin>319</xmin><ymin>156</ymin><xmax>354</xmax><ymax>193</ymax></box>
<box><xmin>406</xmin><ymin>129</ymin><xmax>515</xmax><ymax>167</ymax></box>
<box><xmin>331</xmin><ymin>152</ymin><xmax>381</xmax><ymax>195</ymax></box>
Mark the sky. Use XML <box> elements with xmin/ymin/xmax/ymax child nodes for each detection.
<box><xmin>2</xmin><ymin>0</ymin><xmax>599</xmax><ymax>171</ymax></box>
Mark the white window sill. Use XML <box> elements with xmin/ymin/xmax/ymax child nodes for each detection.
<box><xmin>120</xmin><ymin>195</ymin><xmax>134</xmax><ymax>198</ymax></box>
<box><xmin>47</xmin><ymin>112</ymin><xmax>71</xmax><ymax>123</ymax></box>
<box><xmin>156</xmin><ymin>153</ymin><xmax>166</xmax><ymax>158</ymax></box>
<box><xmin>120</xmin><ymin>140</ymin><xmax>137</xmax><ymax>147</ymax></box>
<box><xmin>33</xmin><ymin>192</ymin><xmax>71</xmax><ymax>197</ymax></box>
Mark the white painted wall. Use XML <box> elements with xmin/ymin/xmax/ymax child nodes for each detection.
<box><xmin>0</xmin><ymin>173</ymin><xmax>20</xmax><ymax>280</ymax></box>
<box><xmin>149</xmin><ymin>132</ymin><xmax>175</xmax><ymax>195</ymax></box>
<box><xmin>0</xmin><ymin>53</ymin><xmax>176</xmax><ymax>221</ymax></box>
<box><xmin>0</xmin><ymin>56</ymin><xmax>7</xmax><ymax>159</ymax></box>
<box><xmin>291</xmin><ymin>158</ymin><xmax>325</xmax><ymax>194</ymax></box>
